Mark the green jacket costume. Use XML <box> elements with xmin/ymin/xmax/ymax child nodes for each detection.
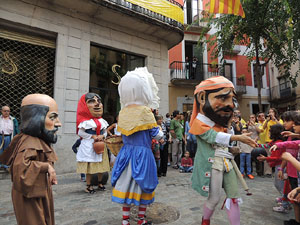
<box><xmin>191</xmin><ymin>114</ymin><xmax>239</xmax><ymax>198</ymax></box>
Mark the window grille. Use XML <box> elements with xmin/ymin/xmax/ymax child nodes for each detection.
<box><xmin>0</xmin><ymin>36</ymin><xmax>55</xmax><ymax>122</ymax></box>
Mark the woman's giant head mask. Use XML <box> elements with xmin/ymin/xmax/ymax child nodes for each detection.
<box><xmin>85</xmin><ymin>93</ymin><xmax>103</xmax><ymax>118</ymax></box>
<box><xmin>76</xmin><ymin>93</ymin><xmax>103</xmax><ymax>134</ymax></box>
<box><xmin>118</xmin><ymin>67</ymin><xmax>159</xmax><ymax>109</ymax></box>
<box><xmin>20</xmin><ymin>94</ymin><xmax>61</xmax><ymax>144</ymax></box>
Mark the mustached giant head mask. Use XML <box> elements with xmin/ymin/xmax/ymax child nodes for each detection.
<box><xmin>20</xmin><ymin>94</ymin><xmax>61</xmax><ymax>144</ymax></box>
<box><xmin>190</xmin><ymin>76</ymin><xmax>237</xmax><ymax>128</ymax></box>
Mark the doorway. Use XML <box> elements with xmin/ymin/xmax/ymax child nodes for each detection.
<box><xmin>185</xmin><ymin>41</ymin><xmax>203</xmax><ymax>80</ymax></box>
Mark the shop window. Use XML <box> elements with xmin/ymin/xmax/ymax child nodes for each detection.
<box><xmin>0</xmin><ymin>34</ymin><xmax>55</xmax><ymax>122</ymax></box>
<box><xmin>90</xmin><ymin>45</ymin><xmax>144</xmax><ymax>124</ymax></box>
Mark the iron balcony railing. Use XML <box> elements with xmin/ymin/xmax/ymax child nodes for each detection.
<box><xmin>234</xmin><ymin>77</ymin><xmax>246</xmax><ymax>94</ymax></box>
<box><xmin>106</xmin><ymin>0</ymin><xmax>184</xmax><ymax>29</ymax></box>
<box><xmin>170</xmin><ymin>61</ymin><xmax>219</xmax><ymax>81</ymax></box>
<box><xmin>170</xmin><ymin>61</ymin><xmax>246</xmax><ymax>94</ymax></box>
<box><xmin>269</xmin><ymin>84</ymin><xmax>295</xmax><ymax>101</ymax></box>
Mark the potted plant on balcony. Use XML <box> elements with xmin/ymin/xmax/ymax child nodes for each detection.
<box><xmin>237</xmin><ymin>74</ymin><xmax>245</xmax><ymax>85</ymax></box>
<box><xmin>210</xmin><ymin>61</ymin><xmax>218</xmax><ymax>68</ymax></box>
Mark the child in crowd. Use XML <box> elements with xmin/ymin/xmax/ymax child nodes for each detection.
<box><xmin>257</xmin><ymin>124</ymin><xmax>289</xmax><ymax>213</ymax></box>
<box><xmin>238</xmin><ymin>127</ymin><xmax>254</xmax><ymax>179</ymax></box>
<box><xmin>179</xmin><ymin>151</ymin><xmax>193</xmax><ymax>173</ymax></box>
<box><xmin>277</xmin><ymin>111</ymin><xmax>299</xmax><ymax>211</ymax></box>
<box><xmin>185</xmin><ymin>112</ymin><xmax>197</xmax><ymax>158</ymax></box>
<box><xmin>106</xmin><ymin>115</ymin><xmax>121</xmax><ymax>137</ymax></box>
<box><xmin>151</xmin><ymin>139</ymin><xmax>160</xmax><ymax>176</ymax></box>
<box><xmin>270</xmin><ymin>112</ymin><xmax>300</xmax><ymax>225</ymax></box>
<box><xmin>155</xmin><ymin>115</ymin><xmax>167</xmax><ymax>177</ymax></box>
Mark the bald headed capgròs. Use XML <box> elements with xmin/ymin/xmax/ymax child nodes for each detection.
<box><xmin>21</xmin><ymin>94</ymin><xmax>56</xmax><ymax>107</ymax></box>
<box><xmin>20</xmin><ymin>94</ymin><xmax>60</xmax><ymax>144</ymax></box>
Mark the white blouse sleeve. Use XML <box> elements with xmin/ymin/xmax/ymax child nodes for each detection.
<box><xmin>78</xmin><ymin>128</ymin><xmax>92</xmax><ymax>139</ymax></box>
<box><xmin>102</xmin><ymin>129</ymin><xmax>107</xmax><ymax>138</ymax></box>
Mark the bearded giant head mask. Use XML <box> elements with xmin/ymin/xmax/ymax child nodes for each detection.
<box><xmin>20</xmin><ymin>94</ymin><xmax>61</xmax><ymax>144</ymax></box>
<box><xmin>190</xmin><ymin>76</ymin><xmax>237</xmax><ymax>127</ymax></box>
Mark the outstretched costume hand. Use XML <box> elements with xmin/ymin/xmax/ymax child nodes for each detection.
<box><xmin>48</xmin><ymin>164</ymin><xmax>57</xmax><ymax>185</ymax></box>
<box><xmin>231</xmin><ymin>135</ymin><xmax>257</xmax><ymax>148</ymax></box>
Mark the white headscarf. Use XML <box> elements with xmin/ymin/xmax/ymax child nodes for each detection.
<box><xmin>118</xmin><ymin>67</ymin><xmax>160</xmax><ymax>109</ymax></box>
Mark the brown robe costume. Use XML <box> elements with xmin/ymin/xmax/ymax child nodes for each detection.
<box><xmin>0</xmin><ymin>133</ymin><xmax>57</xmax><ymax>225</ymax></box>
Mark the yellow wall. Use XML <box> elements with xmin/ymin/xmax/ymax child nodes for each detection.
<box><xmin>238</xmin><ymin>96</ymin><xmax>269</xmax><ymax>121</ymax></box>
<box><xmin>168</xmin><ymin>84</ymin><xmax>194</xmax><ymax>113</ymax></box>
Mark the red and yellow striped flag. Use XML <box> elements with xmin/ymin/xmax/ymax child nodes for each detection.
<box><xmin>209</xmin><ymin>0</ymin><xmax>245</xmax><ymax>18</ymax></box>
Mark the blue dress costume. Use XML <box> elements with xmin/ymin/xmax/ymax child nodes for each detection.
<box><xmin>111</xmin><ymin>127</ymin><xmax>159</xmax><ymax>205</ymax></box>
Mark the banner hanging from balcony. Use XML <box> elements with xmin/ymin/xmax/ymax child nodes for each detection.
<box><xmin>208</xmin><ymin>0</ymin><xmax>245</xmax><ymax>18</ymax></box>
<box><xmin>126</xmin><ymin>0</ymin><xmax>184</xmax><ymax>24</ymax></box>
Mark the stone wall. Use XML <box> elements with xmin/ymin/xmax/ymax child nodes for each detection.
<box><xmin>0</xmin><ymin>0</ymin><xmax>171</xmax><ymax>173</ymax></box>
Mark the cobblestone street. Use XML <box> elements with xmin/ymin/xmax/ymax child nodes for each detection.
<box><xmin>0</xmin><ymin>169</ymin><xmax>291</xmax><ymax>225</ymax></box>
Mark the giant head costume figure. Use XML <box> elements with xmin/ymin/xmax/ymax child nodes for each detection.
<box><xmin>20</xmin><ymin>94</ymin><xmax>61</xmax><ymax>144</ymax></box>
<box><xmin>76</xmin><ymin>93</ymin><xmax>103</xmax><ymax>134</ymax></box>
<box><xmin>118</xmin><ymin>67</ymin><xmax>160</xmax><ymax>109</ymax></box>
<box><xmin>190</xmin><ymin>76</ymin><xmax>237</xmax><ymax>128</ymax></box>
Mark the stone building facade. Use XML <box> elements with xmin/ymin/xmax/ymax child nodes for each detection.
<box><xmin>0</xmin><ymin>0</ymin><xmax>183</xmax><ymax>173</ymax></box>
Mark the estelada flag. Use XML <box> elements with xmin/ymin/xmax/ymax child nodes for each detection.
<box><xmin>208</xmin><ymin>0</ymin><xmax>245</xmax><ymax>18</ymax></box>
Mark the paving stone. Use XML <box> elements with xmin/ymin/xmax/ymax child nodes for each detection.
<box><xmin>0</xmin><ymin>169</ymin><xmax>293</xmax><ymax>224</ymax></box>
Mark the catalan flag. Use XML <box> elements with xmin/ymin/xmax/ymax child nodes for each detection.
<box><xmin>209</xmin><ymin>0</ymin><xmax>245</xmax><ymax>18</ymax></box>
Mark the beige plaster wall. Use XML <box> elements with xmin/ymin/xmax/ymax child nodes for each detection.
<box><xmin>168</xmin><ymin>84</ymin><xmax>194</xmax><ymax>113</ymax></box>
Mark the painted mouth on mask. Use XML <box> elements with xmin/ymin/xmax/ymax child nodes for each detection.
<box><xmin>52</xmin><ymin>127</ymin><xmax>59</xmax><ymax>133</ymax></box>
<box><xmin>216</xmin><ymin>107</ymin><xmax>234</xmax><ymax>113</ymax></box>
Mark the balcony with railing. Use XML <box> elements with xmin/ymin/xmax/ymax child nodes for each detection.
<box><xmin>54</xmin><ymin>0</ymin><xmax>184</xmax><ymax>49</ymax></box>
<box><xmin>170</xmin><ymin>61</ymin><xmax>218</xmax><ymax>86</ymax></box>
<box><xmin>170</xmin><ymin>61</ymin><xmax>247</xmax><ymax>94</ymax></box>
<box><xmin>234</xmin><ymin>77</ymin><xmax>246</xmax><ymax>94</ymax></box>
<box><xmin>106</xmin><ymin>0</ymin><xmax>184</xmax><ymax>29</ymax></box>
<box><xmin>269</xmin><ymin>84</ymin><xmax>296</xmax><ymax>102</ymax></box>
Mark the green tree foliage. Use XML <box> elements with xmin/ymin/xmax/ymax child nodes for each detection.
<box><xmin>200</xmin><ymin>0</ymin><xmax>300</xmax><ymax>111</ymax></box>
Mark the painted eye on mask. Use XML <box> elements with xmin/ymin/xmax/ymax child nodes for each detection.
<box><xmin>233</xmin><ymin>98</ymin><xmax>238</xmax><ymax>108</ymax></box>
